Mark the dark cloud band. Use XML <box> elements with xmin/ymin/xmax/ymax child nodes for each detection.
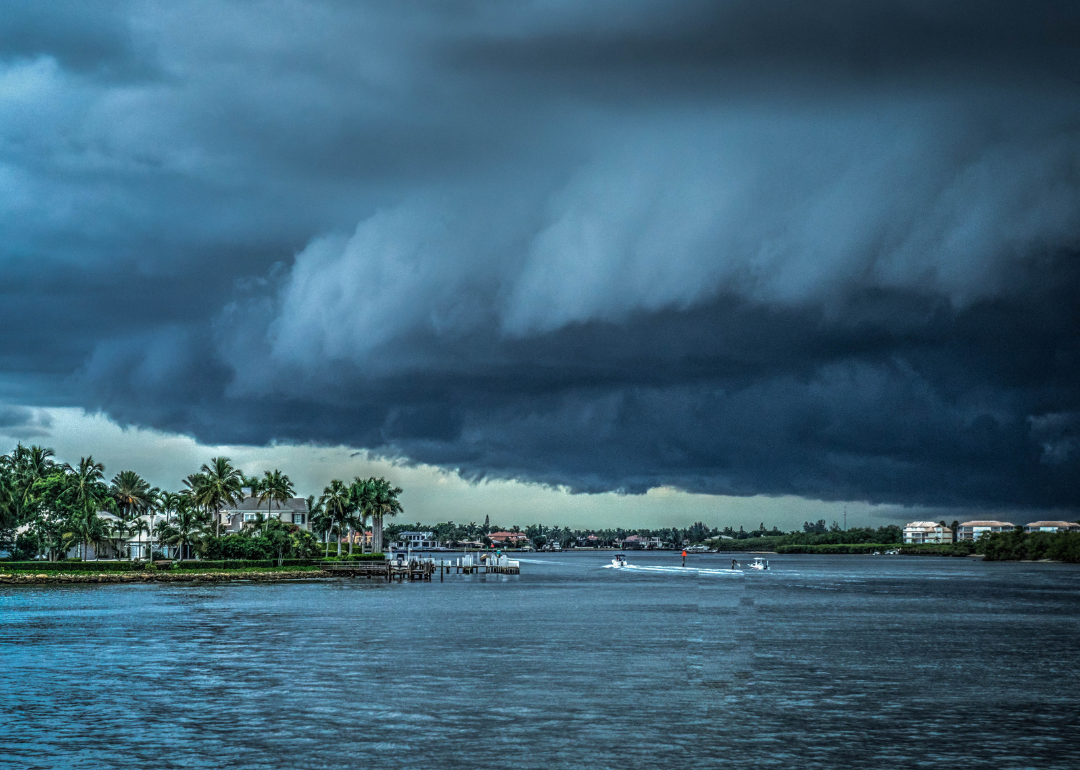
<box><xmin>0</xmin><ymin>1</ymin><xmax>1077</xmax><ymax>512</ymax></box>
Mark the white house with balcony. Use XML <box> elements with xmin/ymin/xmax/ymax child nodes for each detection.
<box><xmin>903</xmin><ymin>521</ymin><xmax>954</xmax><ymax>544</ymax></box>
<box><xmin>388</xmin><ymin>531</ymin><xmax>444</xmax><ymax>550</ymax></box>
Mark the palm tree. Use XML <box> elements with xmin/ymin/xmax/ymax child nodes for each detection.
<box><xmin>191</xmin><ymin>458</ymin><xmax>244</xmax><ymax>537</ymax></box>
<box><xmin>1</xmin><ymin>444</ymin><xmax>57</xmax><ymax>534</ymax></box>
<box><xmin>306</xmin><ymin>496</ymin><xmax>333</xmax><ymax>557</ymax></box>
<box><xmin>62</xmin><ymin>457</ymin><xmax>110</xmax><ymax>559</ymax></box>
<box><xmin>257</xmin><ymin>469</ymin><xmax>295</xmax><ymax>526</ymax></box>
<box><xmin>68</xmin><ymin>505</ymin><xmax>110</xmax><ymax>561</ymax></box>
<box><xmin>369</xmin><ymin>477</ymin><xmax>403</xmax><ymax>554</ymax></box>
<box><xmin>111</xmin><ymin>470</ymin><xmax>154</xmax><ymax>560</ymax></box>
<box><xmin>65</xmin><ymin>456</ymin><xmax>107</xmax><ymax>508</ymax></box>
<box><xmin>350</xmin><ymin>477</ymin><xmax>374</xmax><ymax>554</ymax></box>
<box><xmin>157</xmin><ymin>491</ymin><xmax>185</xmax><ymax>558</ymax></box>
<box><xmin>319</xmin><ymin>480</ymin><xmax>351</xmax><ymax>557</ymax></box>
<box><xmin>129</xmin><ymin>517</ymin><xmax>150</xmax><ymax>560</ymax></box>
<box><xmin>158</xmin><ymin>498</ymin><xmax>208</xmax><ymax>561</ymax></box>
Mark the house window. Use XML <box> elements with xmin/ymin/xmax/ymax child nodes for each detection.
<box><xmin>292</xmin><ymin>514</ymin><xmax>305</xmax><ymax>524</ymax></box>
<box><xmin>244</xmin><ymin>513</ymin><xmax>258</xmax><ymax>522</ymax></box>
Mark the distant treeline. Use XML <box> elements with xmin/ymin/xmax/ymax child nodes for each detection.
<box><xmin>979</xmin><ymin>530</ymin><xmax>1080</xmax><ymax>563</ymax></box>
<box><xmin>710</xmin><ymin>526</ymin><xmax>903</xmax><ymax>551</ymax></box>
<box><xmin>772</xmin><ymin>532</ymin><xmax>1080</xmax><ymax>562</ymax></box>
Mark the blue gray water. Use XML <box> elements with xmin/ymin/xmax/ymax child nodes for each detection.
<box><xmin>2</xmin><ymin>553</ymin><xmax>1079</xmax><ymax>769</ymax></box>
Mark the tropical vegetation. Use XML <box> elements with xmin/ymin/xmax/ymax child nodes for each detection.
<box><xmin>0</xmin><ymin>443</ymin><xmax>403</xmax><ymax>565</ymax></box>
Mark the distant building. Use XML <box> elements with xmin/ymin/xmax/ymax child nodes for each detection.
<box><xmin>957</xmin><ymin>521</ymin><xmax>1015</xmax><ymax>540</ymax></box>
<box><xmin>342</xmin><ymin>530</ymin><xmax>373</xmax><ymax>548</ymax></box>
<box><xmin>487</xmin><ymin>531</ymin><xmax>528</xmax><ymax>546</ymax></box>
<box><xmin>903</xmin><ymin>522</ymin><xmax>954</xmax><ymax>544</ymax></box>
<box><xmin>389</xmin><ymin>531</ymin><xmax>443</xmax><ymax>550</ymax></box>
<box><xmin>1023</xmin><ymin>521</ymin><xmax>1080</xmax><ymax>533</ymax></box>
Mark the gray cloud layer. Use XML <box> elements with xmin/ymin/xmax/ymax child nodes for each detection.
<box><xmin>2</xmin><ymin>1</ymin><xmax>1079</xmax><ymax>510</ymax></box>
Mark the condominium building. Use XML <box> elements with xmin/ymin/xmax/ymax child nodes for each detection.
<box><xmin>1023</xmin><ymin>521</ymin><xmax>1080</xmax><ymax>533</ymax></box>
<box><xmin>903</xmin><ymin>521</ymin><xmax>955</xmax><ymax>544</ymax></box>
<box><xmin>957</xmin><ymin>521</ymin><xmax>1014</xmax><ymax>541</ymax></box>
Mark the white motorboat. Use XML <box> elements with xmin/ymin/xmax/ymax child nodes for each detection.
<box><xmin>748</xmin><ymin>557</ymin><xmax>770</xmax><ymax>571</ymax></box>
<box><xmin>612</xmin><ymin>554</ymin><xmax>629</xmax><ymax>568</ymax></box>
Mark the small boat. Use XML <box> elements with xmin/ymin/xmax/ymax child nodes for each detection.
<box><xmin>748</xmin><ymin>557</ymin><xmax>769</xmax><ymax>571</ymax></box>
<box><xmin>611</xmin><ymin>554</ymin><xmax>628</xmax><ymax>568</ymax></box>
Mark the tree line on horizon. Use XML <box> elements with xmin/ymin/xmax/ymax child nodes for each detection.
<box><xmin>0</xmin><ymin>443</ymin><xmax>402</xmax><ymax>563</ymax></box>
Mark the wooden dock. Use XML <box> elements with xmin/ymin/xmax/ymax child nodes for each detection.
<box><xmin>321</xmin><ymin>556</ymin><xmax>520</xmax><ymax>581</ymax></box>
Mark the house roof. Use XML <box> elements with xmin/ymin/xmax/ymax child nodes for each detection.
<box><xmin>904</xmin><ymin>521</ymin><xmax>946</xmax><ymax>529</ymax></box>
<box><xmin>488</xmin><ymin>531</ymin><xmax>527</xmax><ymax>538</ymax></box>
<box><xmin>959</xmin><ymin>521</ymin><xmax>1014</xmax><ymax>527</ymax></box>
<box><xmin>1025</xmin><ymin>521</ymin><xmax>1079</xmax><ymax>528</ymax></box>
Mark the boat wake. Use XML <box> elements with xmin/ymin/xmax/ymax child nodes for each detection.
<box><xmin>512</xmin><ymin>558</ymin><xmax>564</xmax><ymax>564</ymax></box>
<box><xmin>603</xmin><ymin>564</ymin><xmax>744</xmax><ymax>575</ymax></box>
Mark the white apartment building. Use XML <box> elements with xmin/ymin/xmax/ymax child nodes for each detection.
<box><xmin>903</xmin><ymin>521</ymin><xmax>955</xmax><ymax>544</ymax></box>
<box><xmin>957</xmin><ymin>520</ymin><xmax>1014</xmax><ymax>541</ymax></box>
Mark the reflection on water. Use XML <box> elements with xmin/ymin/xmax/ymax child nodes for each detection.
<box><xmin>2</xmin><ymin>553</ymin><xmax>1079</xmax><ymax>769</ymax></box>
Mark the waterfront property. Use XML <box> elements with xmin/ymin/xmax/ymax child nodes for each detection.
<box><xmin>903</xmin><ymin>521</ymin><xmax>955</xmax><ymax>544</ymax></box>
<box><xmin>486</xmin><ymin>530</ymin><xmax>528</xmax><ymax>546</ymax></box>
<box><xmin>1023</xmin><ymin>521</ymin><xmax>1080</xmax><ymax>533</ymax></box>
<box><xmin>52</xmin><ymin>511</ymin><xmax>171</xmax><ymax>561</ymax></box>
<box><xmin>388</xmin><ymin>531</ymin><xmax>444</xmax><ymax>550</ymax></box>
<box><xmin>957</xmin><ymin>521</ymin><xmax>1015</xmax><ymax>541</ymax></box>
<box><xmin>342</xmin><ymin>530</ymin><xmax>373</xmax><ymax>549</ymax></box>
<box><xmin>220</xmin><ymin>493</ymin><xmax>311</xmax><ymax>532</ymax></box>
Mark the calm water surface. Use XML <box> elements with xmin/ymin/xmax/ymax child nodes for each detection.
<box><xmin>2</xmin><ymin>553</ymin><xmax>1079</xmax><ymax>769</ymax></box>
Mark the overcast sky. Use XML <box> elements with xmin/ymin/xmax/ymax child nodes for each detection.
<box><xmin>1</xmin><ymin>1</ymin><xmax>1078</xmax><ymax>528</ymax></box>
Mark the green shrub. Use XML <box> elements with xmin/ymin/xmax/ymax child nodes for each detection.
<box><xmin>317</xmin><ymin>553</ymin><xmax>385</xmax><ymax>563</ymax></box>
<box><xmin>172</xmin><ymin>558</ymin><xmax>346</xmax><ymax>570</ymax></box>
<box><xmin>0</xmin><ymin>561</ymin><xmax>141</xmax><ymax>572</ymax></box>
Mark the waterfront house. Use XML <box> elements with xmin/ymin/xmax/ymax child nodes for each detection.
<box><xmin>342</xmin><ymin>530</ymin><xmax>373</xmax><ymax>548</ymax></box>
<box><xmin>389</xmin><ymin>531</ymin><xmax>443</xmax><ymax>550</ymax></box>
<box><xmin>1023</xmin><ymin>521</ymin><xmax>1080</xmax><ymax>533</ymax></box>
<box><xmin>62</xmin><ymin>510</ymin><xmax>172</xmax><ymax>560</ymax></box>
<box><xmin>957</xmin><ymin>521</ymin><xmax>1015</xmax><ymax>540</ymax></box>
<box><xmin>487</xmin><ymin>530</ymin><xmax>529</xmax><ymax>546</ymax></box>
<box><xmin>220</xmin><ymin>494</ymin><xmax>311</xmax><ymax>533</ymax></box>
<box><xmin>902</xmin><ymin>521</ymin><xmax>955</xmax><ymax>544</ymax></box>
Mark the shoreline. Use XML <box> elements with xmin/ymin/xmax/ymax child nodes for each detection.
<box><xmin>0</xmin><ymin>569</ymin><xmax>334</xmax><ymax>585</ymax></box>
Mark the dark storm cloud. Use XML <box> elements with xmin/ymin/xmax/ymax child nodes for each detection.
<box><xmin>2</xmin><ymin>1</ymin><xmax>1079</xmax><ymax>510</ymax></box>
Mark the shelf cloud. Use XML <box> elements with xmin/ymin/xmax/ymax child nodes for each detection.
<box><xmin>2</xmin><ymin>0</ymin><xmax>1079</xmax><ymax>510</ymax></box>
